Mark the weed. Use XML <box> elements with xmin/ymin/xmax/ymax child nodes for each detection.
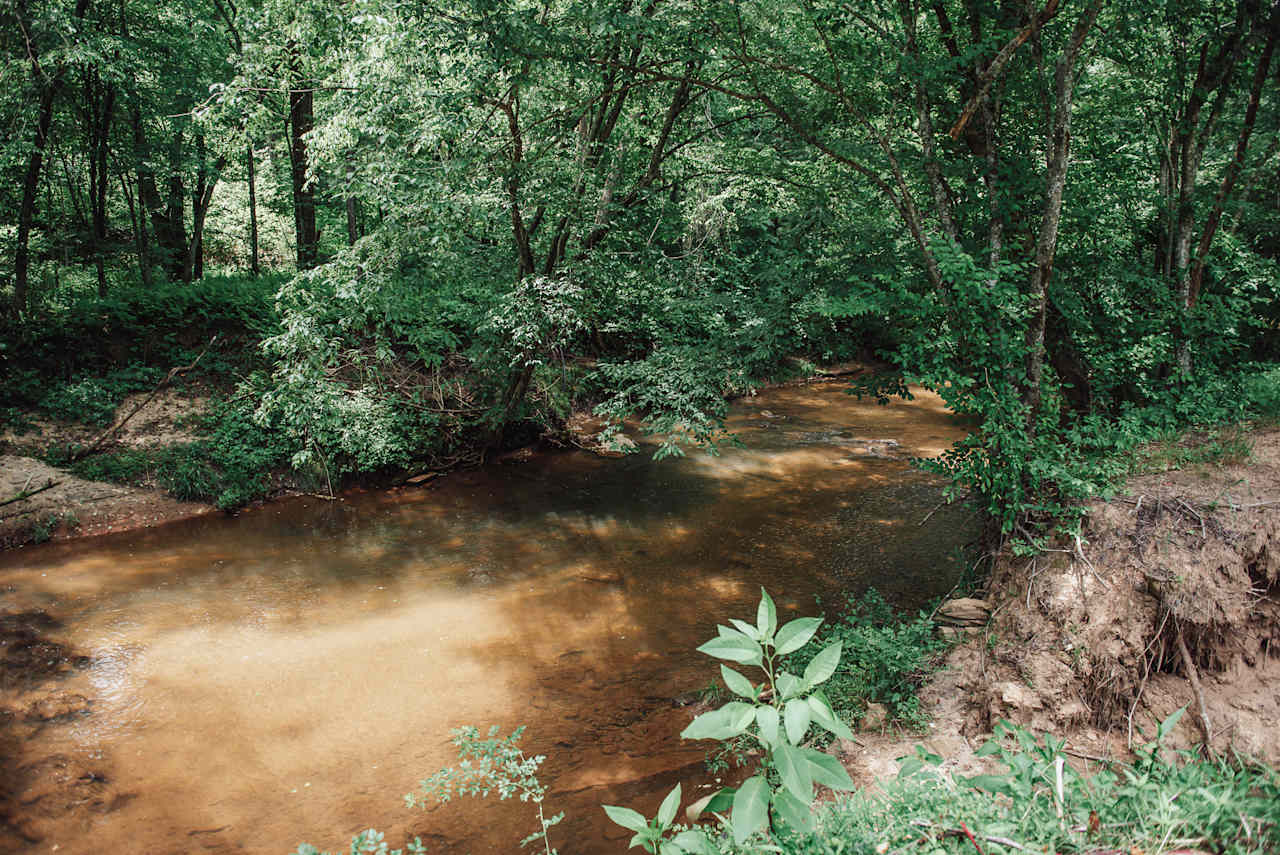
<box><xmin>784</xmin><ymin>590</ymin><xmax>947</xmax><ymax>730</ymax></box>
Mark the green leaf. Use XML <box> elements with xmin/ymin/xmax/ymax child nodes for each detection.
<box><xmin>703</xmin><ymin>786</ymin><xmax>736</xmax><ymax>815</ymax></box>
<box><xmin>805</xmin><ymin>749</ymin><xmax>856</xmax><ymax>791</ymax></box>
<box><xmin>774</xmin><ymin>742</ymin><xmax>814</xmax><ymax>802</ymax></box>
<box><xmin>802</xmin><ymin>641</ymin><xmax>842</xmax><ymax>686</ymax></box>
<box><xmin>776</xmin><ymin>671</ymin><xmax>802</xmax><ymax>700</ymax></box>
<box><xmin>731</xmin><ymin>776</ymin><xmax>770</xmax><ymax>844</ymax></box>
<box><xmin>755</xmin><ymin>705</ymin><xmax>780</xmax><ymax>747</ymax></box>
<box><xmin>603</xmin><ymin>804</ymin><xmax>649</xmax><ymax>833</ymax></box>
<box><xmin>806</xmin><ymin>691</ymin><xmax>853</xmax><ymax>740</ymax></box>
<box><xmin>720</xmin><ymin>665</ymin><xmax>756</xmax><ymax>699</ymax></box>
<box><xmin>897</xmin><ymin>755</ymin><xmax>924</xmax><ymax>778</ymax></box>
<box><xmin>774</xmin><ymin>617</ymin><xmax>822</xmax><ymax>655</ymax></box>
<box><xmin>784</xmin><ymin>698</ymin><xmax>812</xmax><ymax>745</ymax></box>
<box><xmin>728</xmin><ymin>619</ymin><xmax>760</xmax><ymax>640</ymax></box>
<box><xmin>696</xmin><ymin>633</ymin><xmax>764</xmax><ymax>666</ymax></box>
<box><xmin>1158</xmin><ymin>705</ymin><xmax>1187</xmax><ymax>741</ymax></box>
<box><xmin>961</xmin><ymin>774</ymin><xmax>1014</xmax><ymax>796</ymax></box>
<box><xmin>657</xmin><ymin>783</ymin><xmax>681</xmax><ymax>827</ymax></box>
<box><xmin>770</xmin><ymin>787</ymin><xmax>814</xmax><ymax>835</ymax></box>
<box><xmin>974</xmin><ymin>739</ymin><xmax>1002</xmax><ymax>758</ymax></box>
<box><xmin>670</xmin><ymin>830</ymin><xmax>718</xmax><ymax>855</ymax></box>
<box><xmin>757</xmin><ymin>588</ymin><xmax>778</xmax><ymax>639</ymax></box>
<box><xmin>681</xmin><ymin>702</ymin><xmax>755</xmax><ymax>741</ymax></box>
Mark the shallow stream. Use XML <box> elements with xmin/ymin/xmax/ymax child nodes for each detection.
<box><xmin>0</xmin><ymin>382</ymin><xmax>975</xmax><ymax>854</ymax></box>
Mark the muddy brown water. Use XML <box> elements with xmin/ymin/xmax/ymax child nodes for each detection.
<box><xmin>0</xmin><ymin>383</ymin><xmax>975</xmax><ymax>854</ymax></box>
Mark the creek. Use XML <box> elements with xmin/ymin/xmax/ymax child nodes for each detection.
<box><xmin>0</xmin><ymin>381</ymin><xmax>975</xmax><ymax>854</ymax></box>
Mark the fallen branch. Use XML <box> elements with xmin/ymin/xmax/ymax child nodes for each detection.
<box><xmin>0</xmin><ymin>478</ymin><xmax>60</xmax><ymax>507</ymax></box>
<box><xmin>69</xmin><ymin>336</ymin><xmax>217</xmax><ymax>463</ymax></box>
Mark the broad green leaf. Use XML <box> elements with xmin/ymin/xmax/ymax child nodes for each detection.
<box><xmin>731</xmin><ymin>776</ymin><xmax>770</xmax><ymax>844</ymax></box>
<box><xmin>961</xmin><ymin>774</ymin><xmax>1014</xmax><ymax>796</ymax></box>
<box><xmin>897</xmin><ymin>755</ymin><xmax>924</xmax><ymax>779</ymax></box>
<box><xmin>659</xmin><ymin>839</ymin><xmax>685</xmax><ymax>855</ymax></box>
<box><xmin>602</xmin><ymin>804</ymin><xmax>648</xmax><ymax>833</ymax></box>
<box><xmin>974</xmin><ymin>739</ymin><xmax>1003</xmax><ymax>758</ymax></box>
<box><xmin>657</xmin><ymin>783</ymin><xmax>681</xmax><ymax>827</ymax></box>
<box><xmin>756</xmin><ymin>588</ymin><xmax>777</xmax><ymax>638</ymax></box>
<box><xmin>703</xmin><ymin>786</ymin><xmax>736</xmax><ymax>814</ymax></box>
<box><xmin>802</xmin><ymin>641</ymin><xmax>842</xmax><ymax>686</ymax></box>
<box><xmin>728</xmin><ymin>618</ymin><xmax>760</xmax><ymax>640</ymax></box>
<box><xmin>696</xmin><ymin>634</ymin><xmax>763</xmax><ymax>666</ymax></box>
<box><xmin>806</xmin><ymin>749</ymin><xmax>856</xmax><ymax>791</ymax></box>
<box><xmin>807</xmin><ymin>691</ymin><xmax>853</xmax><ymax>740</ymax></box>
<box><xmin>776</xmin><ymin>671</ymin><xmax>802</xmax><ymax>700</ymax></box>
<box><xmin>671</xmin><ymin>830</ymin><xmax>718</xmax><ymax>855</ymax></box>
<box><xmin>774</xmin><ymin>742</ymin><xmax>814</xmax><ymax>802</ymax></box>
<box><xmin>681</xmin><ymin>708</ymin><xmax>734</xmax><ymax>741</ymax></box>
<box><xmin>784</xmin><ymin>698</ymin><xmax>812</xmax><ymax>745</ymax></box>
<box><xmin>681</xmin><ymin>702</ymin><xmax>755</xmax><ymax>740</ymax></box>
<box><xmin>1158</xmin><ymin>705</ymin><xmax>1187</xmax><ymax>741</ymax></box>
<box><xmin>774</xmin><ymin>617</ymin><xmax>822</xmax><ymax>655</ymax></box>
<box><xmin>720</xmin><ymin>665</ymin><xmax>756</xmax><ymax>699</ymax></box>
<box><xmin>755</xmin><ymin>705</ymin><xmax>780</xmax><ymax>746</ymax></box>
<box><xmin>770</xmin><ymin>787</ymin><xmax>814</xmax><ymax>835</ymax></box>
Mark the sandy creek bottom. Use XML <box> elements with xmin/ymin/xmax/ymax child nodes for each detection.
<box><xmin>1</xmin><ymin>383</ymin><xmax>976</xmax><ymax>855</ymax></box>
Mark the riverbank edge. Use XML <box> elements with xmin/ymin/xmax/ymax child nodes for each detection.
<box><xmin>1</xmin><ymin>362</ymin><xmax>879</xmax><ymax>551</ymax></box>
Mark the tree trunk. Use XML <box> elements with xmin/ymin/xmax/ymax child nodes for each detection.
<box><xmin>165</xmin><ymin>130</ymin><xmax>188</xmax><ymax>281</ymax></box>
<box><xmin>14</xmin><ymin>74</ymin><xmax>59</xmax><ymax>317</ymax></box>
<box><xmin>247</xmin><ymin>142</ymin><xmax>259</xmax><ymax>274</ymax></box>
<box><xmin>11</xmin><ymin>0</ymin><xmax>90</xmax><ymax>315</ymax></box>
<box><xmin>1023</xmin><ymin>0</ymin><xmax>1103</xmax><ymax>418</ymax></box>
<box><xmin>287</xmin><ymin>46</ymin><xmax>318</xmax><ymax>270</ymax></box>
<box><xmin>346</xmin><ymin>195</ymin><xmax>358</xmax><ymax>246</ymax></box>
<box><xmin>87</xmin><ymin>75</ymin><xmax>116</xmax><ymax>297</ymax></box>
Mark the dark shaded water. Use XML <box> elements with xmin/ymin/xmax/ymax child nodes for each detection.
<box><xmin>0</xmin><ymin>382</ymin><xmax>975</xmax><ymax>854</ymax></box>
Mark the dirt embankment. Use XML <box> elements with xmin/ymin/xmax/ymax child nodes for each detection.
<box><xmin>879</xmin><ymin>428</ymin><xmax>1280</xmax><ymax>776</ymax></box>
<box><xmin>1</xmin><ymin>389</ymin><xmax>216</xmax><ymax>549</ymax></box>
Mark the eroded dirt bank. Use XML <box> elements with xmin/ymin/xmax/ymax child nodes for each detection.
<box><xmin>1</xmin><ymin>388</ymin><xmax>217</xmax><ymax>548</ymax></box>
<box><xmin>839</xmin><ymin>428</ymin><xmax>1280</xmax><ymax>787</ymax></box>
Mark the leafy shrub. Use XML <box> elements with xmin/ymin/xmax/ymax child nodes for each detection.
<box><xmin>785</xmin><ymin>590</ymin><xmax>947</xmax><ymax>729</ymax></box>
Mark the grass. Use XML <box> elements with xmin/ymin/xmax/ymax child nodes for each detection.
<box><xmin>781</xmin><ymin>717</ymin><xmax>1280</xmax><ymax>855</ymax></box>
<box><xmin>1130</xmin><ymin>425</ymin><xmax>1254</xmax><ymax>474</ymax></box>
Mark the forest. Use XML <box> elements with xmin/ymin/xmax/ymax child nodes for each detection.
<box><xmin>3</xmin><ymin>2</ymin><xmax>1280</xmax><ymax>852</ymax></box>
<box><xmin>3</xmin><ymin>0</ymin><xmax>1278</xmax><ymax>533</ymax></box>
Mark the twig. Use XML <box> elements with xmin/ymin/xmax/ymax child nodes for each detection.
<box><xmin>919</xmin><ymin>499</ymin><xmax>945</xmax><ymax>526</ymax></box>
<box><xmin>70</xmin><ymin>336</ymin><xmax>217</xmax><ymax>463</ymax></box>
<box><xmin>910</xmin><ymin>820</ymin><xmax>1026</xmax><ymax>852</ymax></box>
<box><xmin>1072</xmin><ymin>533</ymin><xmax>1109</xmax><ymax>589</ymax></box>
<box><xmin>0</xmin><ymin>479</ymin><xmax>60</xmax><ymax>507</ymax></box>
<box><xmin>1175</xmin><ymin>498</ymin><xmax>1206</xmax><ymax>540</ymax></box>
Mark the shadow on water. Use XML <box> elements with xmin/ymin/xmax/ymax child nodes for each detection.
<box><xmin>0</xmin><ymin>382</ymin><xmax>977</xmax><ymax>854</ymax></box>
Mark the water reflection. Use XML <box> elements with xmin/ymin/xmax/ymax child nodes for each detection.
<box><xmin>0</xmin><ymin>382</ymin><xmax>975</xmax><ymax>855</ymax></box>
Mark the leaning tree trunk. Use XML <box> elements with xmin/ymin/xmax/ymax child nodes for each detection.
<box><xmin>11</xmin><ymin>0</ymin><xmax>90</xmax><ymax>315</ymax></box>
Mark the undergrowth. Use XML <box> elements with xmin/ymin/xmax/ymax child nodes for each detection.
<box><xmin>784</xmin><ymin>590</ymin><xmax>947</xmax><ymax>730</ymax></box>
<box><xmin>784</xmin><ymin>715</ymin><xmax>1280</xmax><ymax>855</ymax></box>
<box><xmin>65</xmin><ymin>393</ymin><xmax>294</xmax><ymax>510</ymax></box>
